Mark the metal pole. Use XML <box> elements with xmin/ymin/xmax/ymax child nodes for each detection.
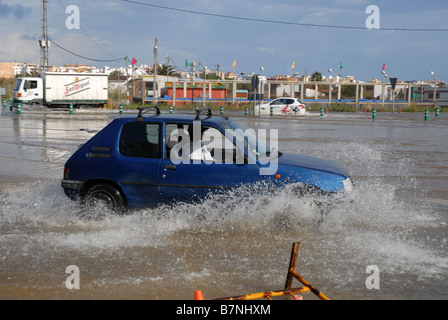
<box><xmin>153</xmin><ymin>37</ymin><xmax>158</xmax><ymax>105</ymax></box>
<box><xmin>392</xmin><ymin>87</ymin><xmax>395</xmax><ymax>113</ymax></box>
<box><xmin>39</xmin><ymin>0</ymin><xmax>49</xmax><ymax>71</ymax></box>
<box><xmin>125</xmin><ymin>56</ymin><xmax>129</xmax><ymax>105</ymax></box>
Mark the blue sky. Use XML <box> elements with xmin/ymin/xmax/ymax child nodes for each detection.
<box><xmin>1</xmin><ymin>0</ymin><xmax>447</xmax><ymax>82</ymax></box>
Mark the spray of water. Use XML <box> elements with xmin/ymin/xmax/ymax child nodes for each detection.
<box><xmin>0</xmin><ymin>140</ymin><xmax>446</xmax><ymax>299</ymax></box>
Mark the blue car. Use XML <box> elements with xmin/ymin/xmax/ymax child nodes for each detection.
<box><xmin>61</xmin><ymin>106</ymin><xmax>353</xmax><ymax>213</ymax></box>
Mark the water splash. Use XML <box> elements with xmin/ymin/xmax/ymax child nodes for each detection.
<box><xmin>0</xmin><ymin>139</ymin><xmax>446</xmax><ymax>299</ymax></box>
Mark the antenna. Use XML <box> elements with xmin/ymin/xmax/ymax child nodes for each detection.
<box><xmin>39</xmin><ymin>0</ymin><xmax>49</xmax><ymax>71</ymax></box>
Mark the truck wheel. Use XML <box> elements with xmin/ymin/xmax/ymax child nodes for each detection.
<box><xmin>81</xmin><ymin>183</ymin><xmax>125</xmax><ymax>215</ymax></box>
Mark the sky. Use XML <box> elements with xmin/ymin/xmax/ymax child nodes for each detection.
<box><xmin>0</xmin><ymin>0</ymin><xmax>447</xmax><ymax>82</ymax></box>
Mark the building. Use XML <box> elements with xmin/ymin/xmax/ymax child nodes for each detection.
<box><xmin>0</xmin><ymin>62</ymin><xmax>15</xmax><ymax>78</ymax></box>
<box><xmin>164</xmin><ymin>81</ymin><xmax>228</xmax><ymax>100</ymax></box>
<box><xmin>58</xmin><ymin>64</ymin><xmax>99</xmax><ymax>73</ymax></box>
<box><xmin>0</xmin><ymin>62</ymin><xmax>40</xmax><ymax>78</ymax></box>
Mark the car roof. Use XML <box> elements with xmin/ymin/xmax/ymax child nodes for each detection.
<box><xmin>115</xmin><ymin>112</ymin><xmax>231</xmax><ymax>126</ymax></box>
<box><xmin>116</xmin><ymin>114</ymin><xmax>229</xmax><ymax>123</ymax></box>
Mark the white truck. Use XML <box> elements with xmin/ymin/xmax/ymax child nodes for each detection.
<box><xmin>13</xmin><ymin>72</ymin><xmax>108</xmax><ymax>108</ymax></box>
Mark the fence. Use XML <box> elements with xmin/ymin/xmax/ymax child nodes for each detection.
<box><xmin>136</xmin><ymin>79</ymin><xmax>444</xmax><ymax>109</ymax></box>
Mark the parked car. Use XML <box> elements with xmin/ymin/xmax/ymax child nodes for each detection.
<box><xmin>61</xmin><ymin>106</ymin><xmax>353</xmax><ymax>213</ymax></box>
<box><xmin>255</xmin><ymin>97</ymin><xmax>306</xmax><ymax>115</ymax></box>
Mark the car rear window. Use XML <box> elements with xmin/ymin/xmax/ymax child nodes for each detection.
<box><xmin>119</xmin><ymin>122</ymin><xmax>161</xmax><ymax>158</ymax></box>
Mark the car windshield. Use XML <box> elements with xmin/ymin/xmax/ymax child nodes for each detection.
<box><xmin>14</xmin><ymin>79</ymin><xmax>22</xmax><ymax>91</ymax></box>
<box><xmin>222</xmin><ymin>120</ymin><xmax>279</xmax><ymax>160</ymax></box>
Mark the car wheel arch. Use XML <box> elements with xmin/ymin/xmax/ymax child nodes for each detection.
<box><xmin>80</xmin><ymin>179</ymin><xmax>128</xmax><ymax>206</ymax></box>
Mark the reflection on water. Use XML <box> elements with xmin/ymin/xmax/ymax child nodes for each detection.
<box><xmin>0</xmin><ymin>109</ymin><xmax>447</xmax><ymax>300</ymax></box>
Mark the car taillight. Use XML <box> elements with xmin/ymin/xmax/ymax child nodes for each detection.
<box><xmin>64</xmin><ymin>167</ymin><xmax>70</xmax><ymax>180</ymax></box>
<box><xmin>18</xmin><ymin>93</ymin><xmax>22</xmax><ymax>97</ymax></box>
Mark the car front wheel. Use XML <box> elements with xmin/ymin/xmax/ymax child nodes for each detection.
<box><xmin>81</xmin><ymin>183</ymin><xmax>125</xmax><ymax>216</ymax></box>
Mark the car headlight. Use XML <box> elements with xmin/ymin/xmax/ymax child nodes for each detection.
<box><xmin>342</xmin><ymin>178</ymin><xmax>354</xmax><ymax>192</ymax></box>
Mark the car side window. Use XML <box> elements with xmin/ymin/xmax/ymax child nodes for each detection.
<box><xmin>286</xmin><ymin>99</ymin><xmax>295</xmax><ymax>104</ymax></box>
<box><xmin>165</xmin><ymin>123</ymin><xmax>189</xmax><ymax>159</ymax></box>
<box><xmin>119</xmin><ymin>122</ymin><xmax>161</xmax><ymax>158</ymax></box>
<box><xmin>165</xmin><ymin>123</ymin><xmax>243</xmax><ymax>164</ymax></box>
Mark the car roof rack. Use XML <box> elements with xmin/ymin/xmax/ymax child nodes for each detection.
<box><xmin>195</xmin><ymin>106</ymin><xmax>213</xmax><ymax>120</ymax></box>
<box><xmin>136</xmin><ymin>105</ymin><xmax>161</xmax><ymax>121</ymax></box>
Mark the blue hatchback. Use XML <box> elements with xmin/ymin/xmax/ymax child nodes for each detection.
<box><xmin>61</xmin><ymin>106</ymin><xmax>353</xmax><ymax>213</ymax></box>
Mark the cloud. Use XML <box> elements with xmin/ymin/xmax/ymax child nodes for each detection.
<box><xmin>21</xmin><ymin>33</ymin><xmax>40</xmax><ymax>41</ymax></box>
<box><xmin>0</xmin><ymin>1</ymin><xmax>32</xmax><ymax>19</ymax></box>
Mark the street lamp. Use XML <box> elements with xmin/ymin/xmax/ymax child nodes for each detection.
<box><xmin>430</xmin><ymin>71</ymin><xmax>437</xmax><ymax>81</ymax></box>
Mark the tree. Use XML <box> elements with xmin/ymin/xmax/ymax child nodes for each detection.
<box><xmin>311</xmin><ymin>71</ymin><xmax>323</xmax><ymax>81</ymax></box>
<box><xmin>109</xmin><ymin>70</ymin><xmax>123</xmax><ymax>78</ymax></box>
<box><xmin>157</xmin><ymin>63</ymin><xmax>176</xmax><ymax>76</ymax></box>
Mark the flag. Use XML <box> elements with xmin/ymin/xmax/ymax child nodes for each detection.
<box><xmin>131</xmin><ymin>57</ymin><xmax>137</xmax><ymax>65</ymax></box>
<box><xmin>185</xmin><ymin>59</ymin><xmax>190</xmax><ymax>68</ymax></box>
<box><xmin>232</xmin><ymin>59</ymin><xmax>236</xmax><ymax>68</ymax></box>
<box><xmin>340</xmin><ymin>62</ymin><xmax>343</xmax><ymax>69</ymax></box>
<box><xmin>382</xmin><ymin>63</ymin><xmax>386</xmax><ymax>70</ymax></box>
<box><xmin>291</xmin><ymin>61</ymin><xmax>295</xmax><ymax>69</ymax></box>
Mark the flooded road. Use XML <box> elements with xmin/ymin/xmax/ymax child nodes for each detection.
<box><xmin>0</xmin><ymin>107</ymin><xmax>447</xmax><ymax>300</ymax></box>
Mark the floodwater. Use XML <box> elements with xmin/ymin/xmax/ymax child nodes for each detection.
<box><xmin>0</xmin><ymin>106</ymin><xmax>447</xmax><ymax>300</ymax></box>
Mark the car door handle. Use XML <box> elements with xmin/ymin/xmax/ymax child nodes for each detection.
<box><xmin>164</xmin><ymin>164</ymin><xmax>176</xmax><ymax>170</ymax></box>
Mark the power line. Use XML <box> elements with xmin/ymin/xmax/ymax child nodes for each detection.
<box><xmin>56</xmin><ymin>0</ymin><xmax>119</xmax><ymax>59</ymax></box>
<box><xmin>51</xmin><ymin>40</ymin><xmax>126</xmax><ymax>62</ymax></box>
<box><xmin>122</xmin><ymin>0</ymin><xmax>448</xmax><ymax>32</ymax></box>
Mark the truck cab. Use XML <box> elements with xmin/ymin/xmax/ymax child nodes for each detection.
<box><xmin>13</xmin><ymin>77</ymin><xmax>44</xmax><ymax>106</ymax></box>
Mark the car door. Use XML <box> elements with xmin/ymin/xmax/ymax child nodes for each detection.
<box><xmin>270</xmin><ymin>98</ymin><xmax>286</xmax><ymax>114</ymax></box>
<box><xmin>159</xmin><ymin>121</ymin><xmax>263</xmax><ymax>205</ymax></box>
<box><xmin>115</xmin><ymin>120</ymin><xmax>162</xmax><ymax>207</ymax></box>
<box><xmin>282</xmin><ymin>98</ymin><xmax>296</xmax><ymax>114</ymax></box>
<box><xmin>24</xmin><ymin>79</ymin><xmax>41</xmax><ymax>104</ymax></box>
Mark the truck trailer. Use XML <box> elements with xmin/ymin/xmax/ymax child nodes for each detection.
<box><xmin>13</xmin><ymin>72</ymin><xmax>108</xmax><ymax>108</ymax></box>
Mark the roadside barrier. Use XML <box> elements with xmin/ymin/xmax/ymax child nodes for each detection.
<box><xmin>372</xmin><ymin>108</ymin><xmax>376</xmax><ymax>119</ymax></box>
<box><xmin>17</xmin><ymin>103</ymin><xmax>21</xmax><ymax>115</ymax></box>
<box><xmin>425</xmin><ymin>108</ymin><xmax>428</xmax><ymax>121</ymax></box>
<box><xmin>169</xmin><ymin>105</ymin><xmax>173</xmax><ymax>114</ymax></box>
<box><xmin>436</xmin><ymin>107</ymin><xmax>439</xmax><ymax>117</ymax></box>
<box><xmin>193</xmin><ymin>242</ymin><xmax>329</xmax><ymax>300</ymax></box>
<box><xmin>70</xmin><ymin>103</ymin><xmax>73</xmax><ymax>115</ymax></box>
<box><xmin>220</xmin><ymin>105</ymin><xmax>224</xmax><ymax>115</ymax></box>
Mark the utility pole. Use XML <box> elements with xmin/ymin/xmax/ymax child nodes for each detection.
<box><xmin>125</xmin><ymin>56</ymin><xmax>130</xmax><ymax>105</ymax></box>
<box><xmin>39</xmin><ymin>0</ymin><xmax>49</xmax><ymax>71</ymax></box>
<box><xmin>153</xmin><ymin>37</ymin><xmax>158</xmax><ymax>105</ymax></box>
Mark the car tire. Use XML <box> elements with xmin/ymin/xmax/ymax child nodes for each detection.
<box><xmin>81</xmin><ymin>183</ymin><xmax>125</xmax><ymax>215</ymax></box>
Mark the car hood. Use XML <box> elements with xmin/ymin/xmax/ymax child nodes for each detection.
<box><xmin>277</xmin><ymin>152</ymin><xmax>350</xmax><ymax>178</ymax></box>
